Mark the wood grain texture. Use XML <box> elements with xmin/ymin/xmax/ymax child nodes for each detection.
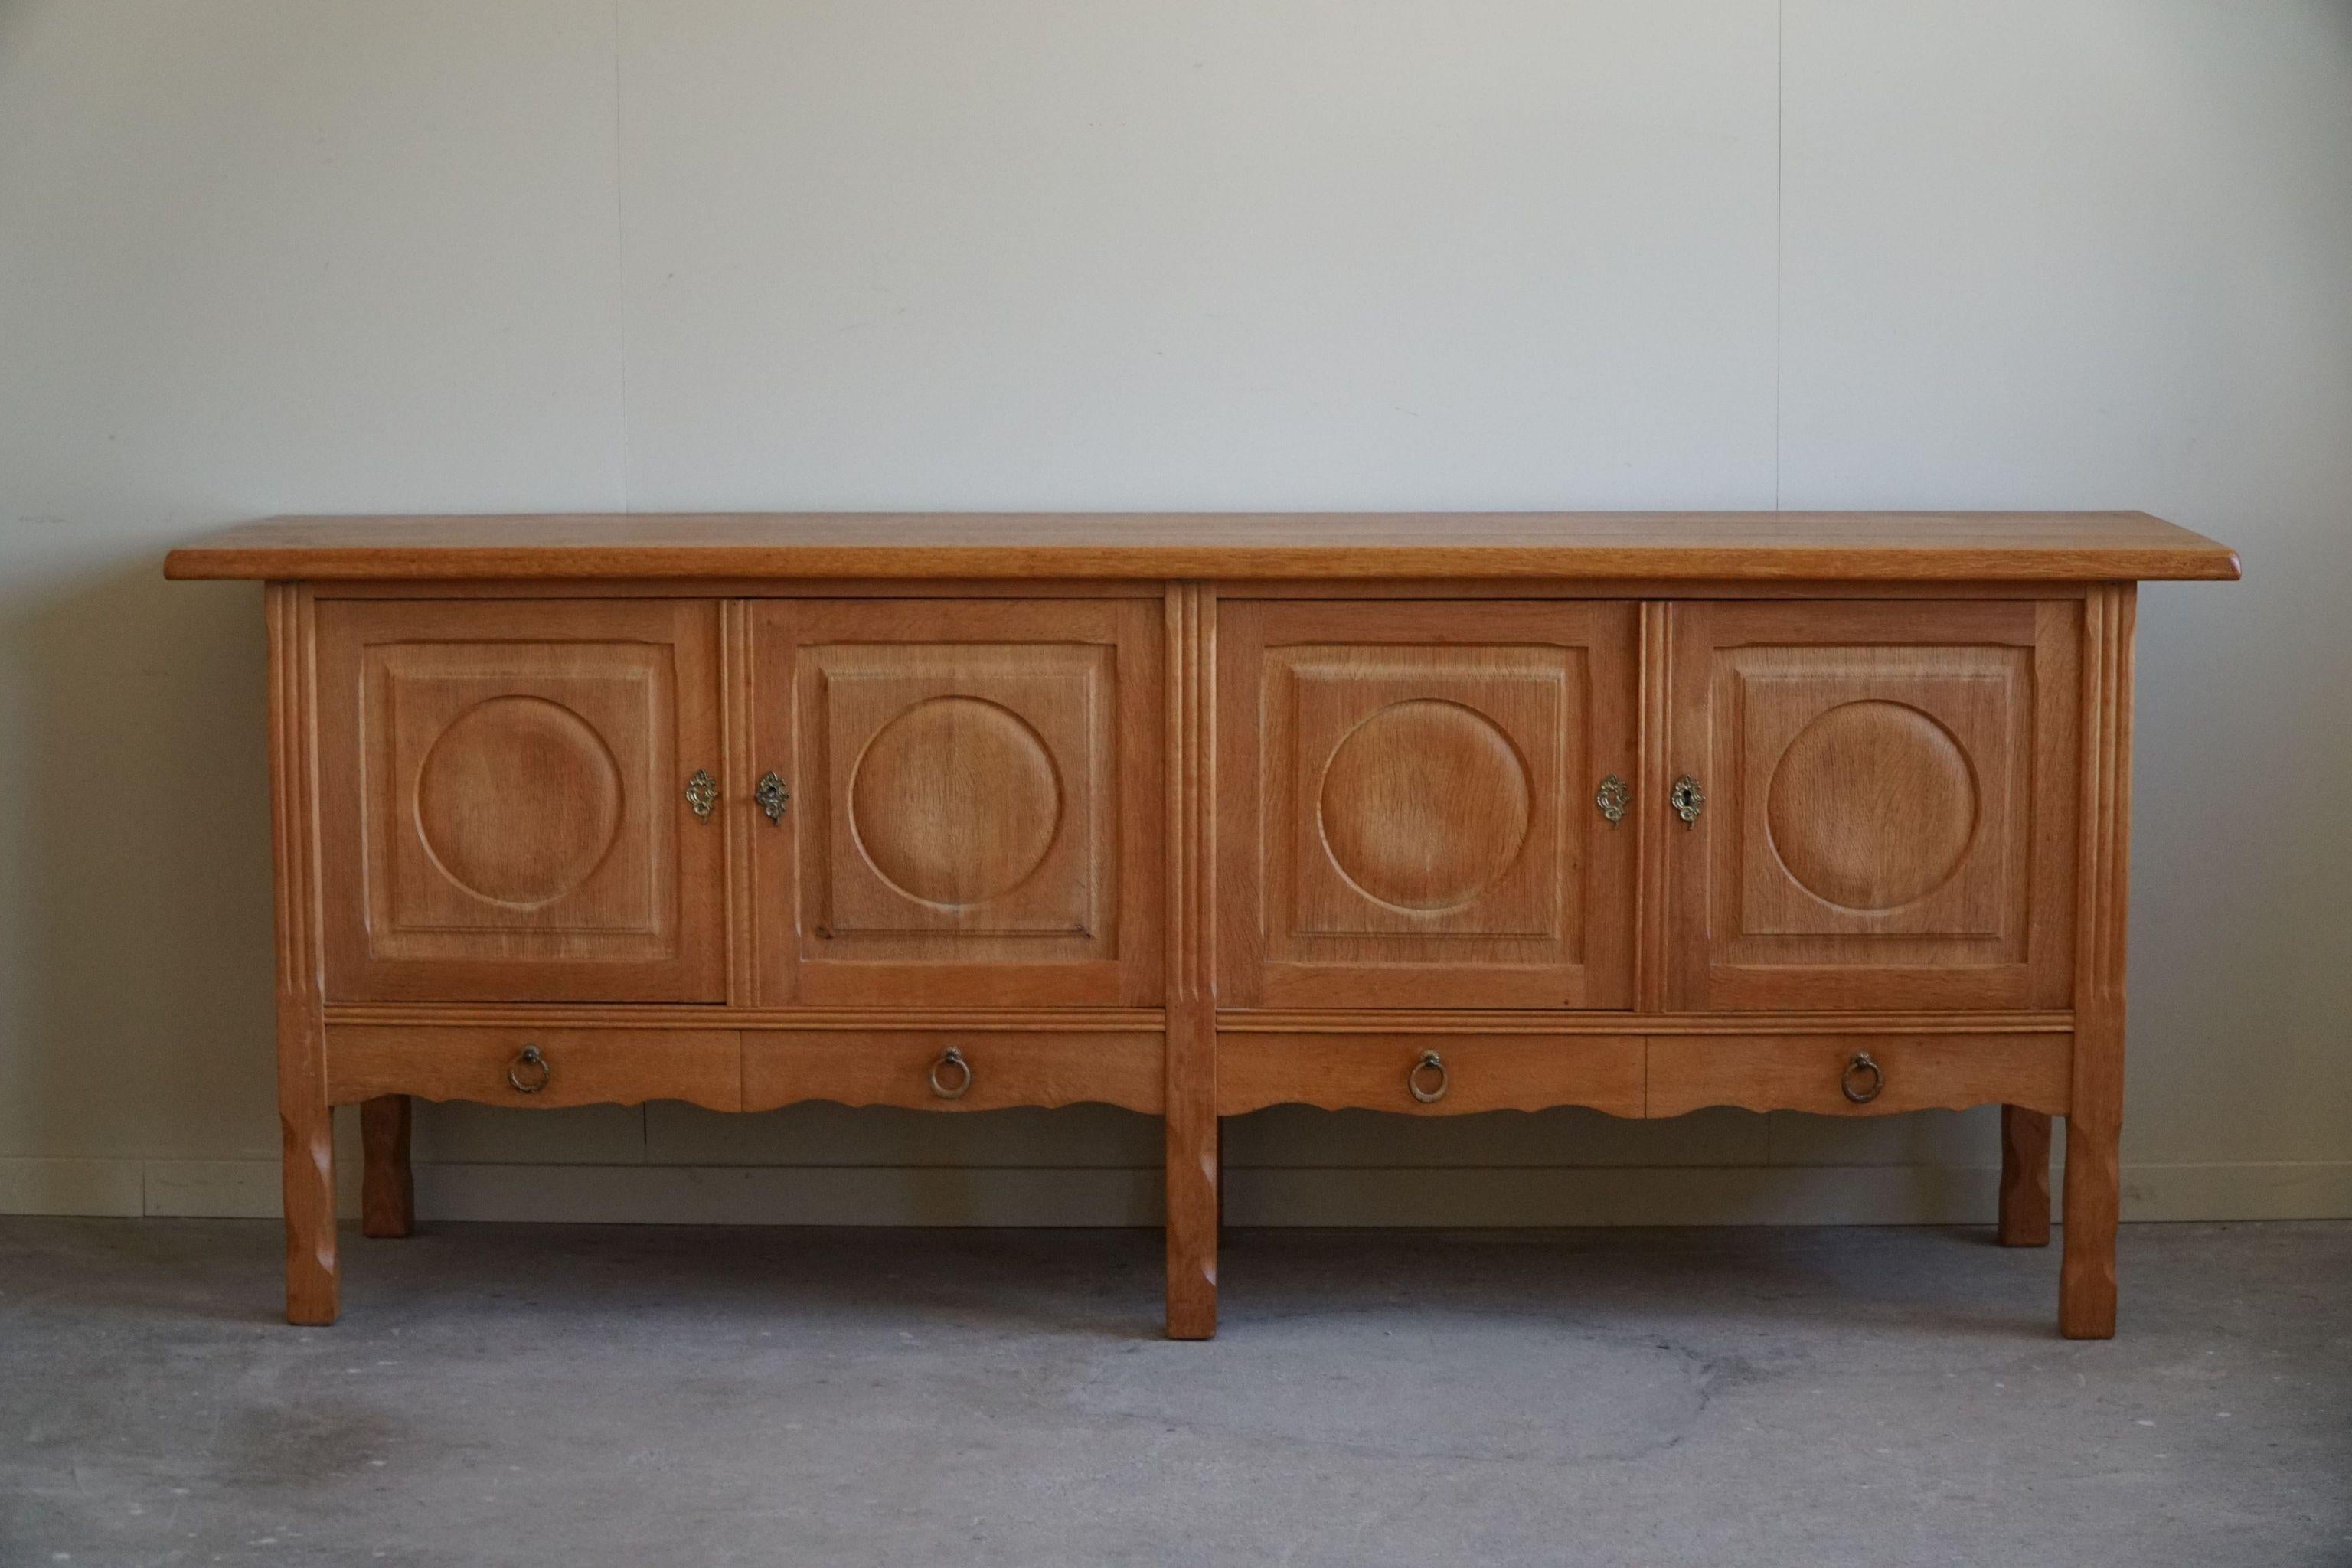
<box><xmin>1664</xmin><ymin>599</ymin><xmax>2078</xmax><ymax>1011</ymax></box>
<box><xmin>741</xmin><ymin>1032</ymin><xmax>1161</xmax><ymax>1113</ymax></box>
<box><xmin>325</xmin><ymin>1027</ymin><xmax>743</xmax><ymax>1111</ymax></box>
<box><xmin>1645</xmin><ymin>1034</ymin><xmax>2071</xmax><ymax>1118</ymax></box>
<box><xmin>1217</xmin><ymin>600</ymin><xmax>1636</xmax><ymax>1008</ymax></box>
<box><xmin>164</xmin><ymin>511</ymin><xmax>2241</xmax><ymax>582</ymax></box>
<box><xmin>267</xmin><ymin>583</ymin><xmax>338</xmax><ymax>1325</ymax></box>
<box><xmin>2063</xmin><ymin>585</ymin><xmax>2135</xmax><ymax>1338</ymax></box>
<box><xmin>1218</xmin><ymin>1035</ymin><xmax>1644</xmax><ymax>1116</ymax></box>
<box><xmin>748</xmin><ymin>599</ymin><xmax>1162</xmax><ymax>1007</ymax></box>
<box><xmin>1165</xmin><ymin>583</ymin><xmax>1219</xmax><ymax>1340</ymax></box>
<box><xmin>359</xmin><ymin>1096</ymin><xmax>414</xmax><ymax>1240</ymax></box>
<box><xmin>2000</xmin><ymin>1105</ymin><xmax>2053</xmax><ymax>1247</ymax></box>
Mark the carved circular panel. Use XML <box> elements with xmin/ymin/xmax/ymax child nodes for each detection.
<box><xmin>1766</xmin><ymin>699</ymin><xmax>1977</xmax><ymax>911</ymax></box>
<box><xmin>1319</xmin><ymin>700</ymin><xmax>1531</xmax><ymax>912</ymax></box>
<box><xmin>851</xmin><ymin>696</ymin><xmax>1061</xmax><ymax>906</ymax></box>
<box><xmin>416</xmin><ymin>696</ymin><xmax>623</xmax><ymax>906</ymax></box>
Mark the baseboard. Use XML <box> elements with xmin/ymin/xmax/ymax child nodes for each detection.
<box><xmin>410</xmin><ymin>1163</ymin><xmax>1163</xmax><ymax>1226</ymax></box>
<box><xmin>0</xmin><ymin>1158</ymin><xmax>145</xmax><ymax>1217</ymax></box>
<box><xmin>8</xmin><ymin>1155</ymin><xmax>2350</xmax><ymax>1226</ymax></box>
<box><xmin>1233</xmin><ymin>1161</ymin><xmax>2352</xmax><ymax>1226</ymax></box>
<box><xmin>2119</xmin><ymin>1159</ymin><xmax>2352</xmax><ymax>1220</ymax></box>
<box><xmin>139</xmin><ymin>1157</ymin><xmax>364</xmax><ymax>1220</ymax></box>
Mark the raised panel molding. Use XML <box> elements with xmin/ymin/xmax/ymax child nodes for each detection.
<box><xmin>818</xmin><ymin>657</ymin><xmax>1105</xmax><ymax>938</ymax></box>
<box><xmin>1759</xmin><ymin>693</ymin><xmax>1988</xmax><ymax>917</ymax></box>
<box><xmin>315</xmin><ymin>599</ymin><xmax>725</xmax><ymax>1004</ymax></box>
<box><xmin>1292</xmin><ymin>662</ymin><xmax>1565</xmax><ymax>941</ymax></box>
<box><xmin>1219</xmin><ymin>601</ymin><xmax>1638</xmax><ymax>1010</ymax></box>
<box><xmin>749</xmin><ymin>598</ymin><xmax>1164</xmax><ymax>1007</ymax></box>
<box><xmin>1722</xmin><ymin>647</ymin><xmax>2026</xmax><ymax>948</ymax></box>
<box><xmin>1666</xmin><ymin>600</ymin><xmax>2079</xmax><ymax>1012</ymax></box>
<box><xmin>381</xmin><ymin>662</ymin><xmax>665</xmax><ymax>941</ymax></box>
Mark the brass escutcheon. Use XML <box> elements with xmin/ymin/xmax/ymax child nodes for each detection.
<box><xmin>755</xmin><ymin>771</ymin><xmax>791</xmax><ymax>825</ymax></box>
<box><xmin>684</xmin><ymin>769</ymin><xmax>719</xmax><ymax>823</ymax></box>
<box><xmin>1594</xmin><ymin>774</ymin><xmax>1629</xmax><ymax>826</ymax></box>
<box><xmin>1670</xmin><ymin>775</ymin><xmax>1706</xmax><ymax>827</ymax></box>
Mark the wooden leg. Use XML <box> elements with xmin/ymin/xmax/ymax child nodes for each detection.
<box><xmin>2060</xmin><ymin>1106</ymin><xmax>2120</xmax><ymax>1338</ymax></box>
<box><xmin>1998</xmin><ymin>1106</ymin><xmax>2051</xmax><ymax>1247</ymax></box>
<box><xmin>278</xmin><ymin>998</ymin><xmax>338</xmax><ymax>1325</ymax></box>
<box><xmin>1165</xmin><ymin>1002</ymin><xmax>1219</xmax><ymax>1340</ymax></box>
<box><xmin>268</xmin><ymin>583</ymin><xmax>336</xmax><ymax>1325</ymax></box>
<box><xmin>1161</xmin><ymin>581</ymin><xmax>1217</xmax><ymax>1340</ymax></box>
<box><xmin>2061</xmin><ymin>583</ymin><xmax>2132</xmax><ymax>1341</ymax></box>
<box><xmin>360</xmin><ymin>1095</ymin><xmax>415</xmax><ymax>1240</ymax></box>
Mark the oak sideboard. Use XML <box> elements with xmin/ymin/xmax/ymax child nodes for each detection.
<box><xmin>165</xmin><ymin>511</ymin><xmax>2238</xmax><ymax>1339</ymax></box>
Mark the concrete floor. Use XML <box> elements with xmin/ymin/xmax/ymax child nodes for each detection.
<box><xmin>3</xmin><ymin>1219</ymin><xmax>2347</xmax><ymax>1567</ymax></box>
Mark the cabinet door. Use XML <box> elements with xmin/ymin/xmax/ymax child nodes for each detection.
<box><xmin>1219</xmin><ymin>601</ymin><xmax>1638</xmax><ymax>1009</ymax></box>
<box><xmin>317</xmin><ymin>599</ymin><xmax>725</xmax><ymax>1002</ymax></box>
<box><xmin>1664</xmin><ymin>600</ymin><xmax>2079</xmax><ymax>1011</ymax></box>
<box><xmin>749</xmin><ymin>599</ymin><xmax>1162</xmax><ymax>1006</ymax></box>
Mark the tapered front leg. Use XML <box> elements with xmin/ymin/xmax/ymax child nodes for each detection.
<box><xmin>1998</xmin><ymin>1106</ymin><xmax>2051</xmax><ymax>1247</ymax></box>
<box><xmin>361</xmin><ymin>1095</ymin><xmax>415</xmax><ymax>1240</ymax></box>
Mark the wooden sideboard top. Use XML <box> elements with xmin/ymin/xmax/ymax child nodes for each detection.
<box><xmin>163</xmin><ymin>510</ymin><xmax>2239</xmax><ymax>583</ymax></box>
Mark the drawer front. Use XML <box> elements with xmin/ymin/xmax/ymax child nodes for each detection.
<box><xmin>326</xmin><ymin>1026</ymin><xmax>741</xmax><ymax>1110</ymax></box>
<box><xmin>315</xmin><ymin>599</ymin><xmax>727</xmax><ymax>1004</ymax></box>
<box><xmin>743</xmin><ymin>1031</ymin><xmax>1162</xmax><ymax>1112</ymax></box>
<box><xmin>1664</xmin><ymin>600</ymin><xmax>2079</xmax><ymax>1011</ymax></box>
<box><xmin>1217</xmin><ymin>601</ymin><xmax>1639</xmax><ymax>1009</ymax></box>
<box><xmin>748</xmin><ymin>599</ymin><xmax>1164</xmax><ymax>1007</ymax></box>
<box><xmin>1217</xmin><ymin>1034</ymin><xmax>1645</xmax><ymax>1116</ymax></box>
<box><xmin>1646</xmin><ymin>1033</ymin><xmax>2070</xmax><ymax>1117</ymax></box>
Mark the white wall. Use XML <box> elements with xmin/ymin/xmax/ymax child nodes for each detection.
<box><xmin>2</xmin><ymin>1</ymin><xmax>2346</xmax><ymax>1227</ymax></box>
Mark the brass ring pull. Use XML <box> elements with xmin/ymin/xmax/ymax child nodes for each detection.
<box><xmin>684</xmin><ymin>769</ymin><xmax>719</xmax><ymax>823</ymax></box>
<box><xmin>755</xmin><ymin>771</ymin><xmax>791</xmax><ymax>825</ymax></box>
<box><xmin>508</xmin><ymin>1044</ymin><xmax>551</xmax><ymax>1096</ymax></box>
<box><xmin>929</xmin><ymin>1047</ymin><xmax>973</xmax><ymax>1101</ymax></box>
<box><xmin>1670</xmin><ymin>775</ymin><xmax>1706</xmax><ymax>827</ymax></box>
<box><xmin>1407</xmin><ymin>1050</ymin><xmax>1449</xmax><ymax>1105</ymax></box>
<box><xmin>1841</xmin><ymin>1050</ymin><xmax>1883</xmax><ymax>1106</ymax></box>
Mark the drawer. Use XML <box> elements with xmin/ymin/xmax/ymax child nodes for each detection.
<box><xmin>325</xmin><ymin>1026</ymin><xmax>742</xmax><ymax>1111</ymax></box>
<box><xmin>1217</xmin><ymin>1034</ymin><xmax>1645</xmax><ymax>1116</ymax></box>
<box><xmin>1645</xmin><ymin>1033</ymin><xmax>2070</xmax><ymax>1117</ymax></box>
<box><xmin>743</xmin><ymin>1031</ymin><xmax>1162</xmax><ymax>1113</ymax></box>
